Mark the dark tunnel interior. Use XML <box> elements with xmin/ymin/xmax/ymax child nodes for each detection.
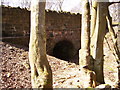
<box><xmin>53</xmin><ymin>40</ymin><xmax>74</xmax><ymax>61</ymax></box>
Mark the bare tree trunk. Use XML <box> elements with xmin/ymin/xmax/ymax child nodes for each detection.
<box><xmin>90</xmin><ymin>2</ymin><xmax>108</xmax><ymax>84</ymax></box>
<box><xmin>90</xmin><ymin>0</ymin><xmax>97</xmax><ymax>37</ymax></box>
<box><xmin>79</xmin><ymin>0</ymin><xmax>97</xmax><ymax>88</ymax></box>
<box><xmin>90</xmin><ymin>0</ymin><xmax>98</xmax><ymax>71</ymax></box>
<box><xmin>79</xmin><ymin>0</ymin><xmax>91</xmax><ymax>69</ymax></box>
<box><xmin>29</xmin><ymin>0</ymin><xmax>53</xmax><ymax>88</ymax></box>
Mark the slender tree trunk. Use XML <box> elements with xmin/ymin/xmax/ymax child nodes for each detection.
<box><xmin>29</xmin><ymin>0</ymin><xmax>53</xmax><ymax>88</ymax></box>
<box><xmin>79</xmin><ymin>0</ymin><xmax>91</xmax><ymax>69</ymax></box>
<box><xmin>90</xmin><ymin>0</ymin><xmax>98</xmax><ymax>71</ymax></box>
<box><xmin>90</xmin><ymin>0</ymin><xmax>97</xmax><ymax>37</ymax></box>
<box><xmin>90</xmin><ymin>2</ymin><xmax>108</xmax><ymax>84</ymax></box>
<box><xmin>79</xmin><ymin>0</ymin><xmax>97</xmax><ymax>88</ymax></box>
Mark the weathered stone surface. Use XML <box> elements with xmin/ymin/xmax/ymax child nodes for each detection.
<box><xmin>95</xmin><ymin>84</ymin><xmax>111</xmax><ymax>90</ymax></box>
<box><xmin>2</xmin><ymin>6</ymin><xmax>81</xmax><ymax>60</ymax></box>
<box><xmin>117</xmin><ymin>31</ymin><xmax>120</xmax><ymax>52</ymax></box>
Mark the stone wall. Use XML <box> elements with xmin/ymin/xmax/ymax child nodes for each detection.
<box><xmin>2</xmin><ymin>7</ymin><xmax>30</xmax><ymax>37</ymax></box>
<box><xmin>2</xmin><ymin>6</ymin><xmax>81</xmax><ymax>59</ymax></box>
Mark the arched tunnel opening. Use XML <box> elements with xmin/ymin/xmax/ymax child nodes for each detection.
<box><xmin>53</xmin><ymin>40</ymin><xmax>75</xmax><ymax>61</ymax></box>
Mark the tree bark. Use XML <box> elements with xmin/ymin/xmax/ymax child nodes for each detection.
<box><xmin>90</xmin><ymin>2</ymin><xmax>108</xmax><ymax>84</ymax></box>
<box><xmin>29</xmin><ymin>0</ymin><xmax>53</xmax><ymax>88</ymax></box>
<box><xmin>79</xmin><ymin>0</ymin><xmax>97</xmax><ymax>88</ymax></box>
<box><xmin>79</xmin><ymin>0</ymin><xmax>91</xmax><ymax>69</ymax></box>
<box><xmin>90</xmin><ymin>0</ymin><xmax>97</xmax><ymax>38</ymax></box>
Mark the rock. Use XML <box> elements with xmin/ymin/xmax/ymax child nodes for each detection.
<box><xmin>22</xmin><ymin>62</ymin><xmax>30</xmax><ymax>69</ymax></box>
<box><xmin>6</xmin><ymin>72</ymin><xmax>11</xmax><ymax>78</ymax></box>
<box><xmin>22</xmin><ymin>52</ymin><xmax>28</xmax><ymax>57</ymax></box>
<box><xmin>9</xmin><ymin>46</ymin><xmax>15</xmax><ymax>51</ymax></box>
<box><xmin>9</xmin><ymin>46</ymin><xmax>13</xmax><ymax>49</ymax></box>
<box><xmin>95</xmin><ymin>84</ymin><xmax>111</xmax><ymax>90</ymax></box>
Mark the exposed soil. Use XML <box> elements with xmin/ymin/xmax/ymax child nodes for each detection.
<box><xmin>0</xmin><ymin>33</ymin><xmax>119</xmax><ymax>88</ymax></box>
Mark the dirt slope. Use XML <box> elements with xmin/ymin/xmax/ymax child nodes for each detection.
<box><xmin>0</xmin><ymin>33</ymin><xmax>118</xmax><ymax>88</ymax></box>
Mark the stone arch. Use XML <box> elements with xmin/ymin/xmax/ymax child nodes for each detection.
<box><xmin>52</xmin><ymin>40</ymin><xmax>75</xmax><ymax>61</ymax></box>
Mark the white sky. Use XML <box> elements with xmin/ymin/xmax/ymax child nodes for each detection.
<box><xmin>1</xmin><ymin>0</ymin><xmax>119</xmax><ymax>12</ymax></box>
<box><xmin>1</xmin><ymin>0</ymin><xmax>81</xmax><ymax>11</ymax></box>
<box><xmin>62</xmin><ymin>0</ymin><xmax>81</xmax><ymax>11</ymax></box>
